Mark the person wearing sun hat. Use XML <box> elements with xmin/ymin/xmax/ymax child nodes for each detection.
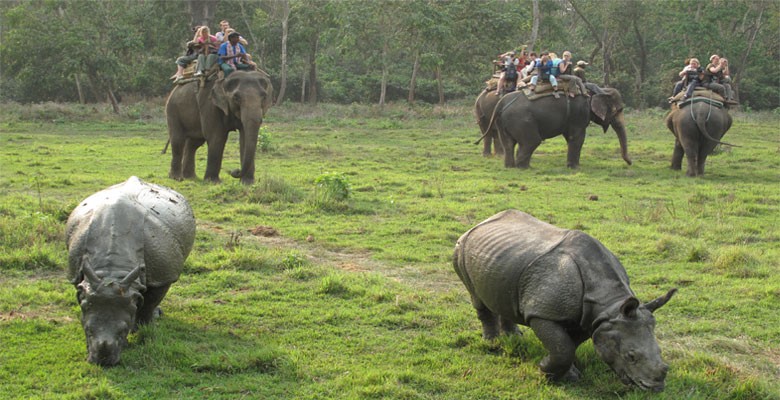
<box><xmin>573</xmin><ymin>60</ymin><xmax>603</xmax><ymax>95</ymax></box>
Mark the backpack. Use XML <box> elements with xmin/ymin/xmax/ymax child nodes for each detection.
<box><xmin>505</xmin><ymin>61</ymin><xmax>518</xmax><ymax>81</ymax></box>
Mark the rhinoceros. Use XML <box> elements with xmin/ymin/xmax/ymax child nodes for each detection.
<box><xmin>453</xmin><ymin>210</ymin><xmax>676</xmax><ymax>391</ymax></box>
<box><xmin>66</xmin><ymin>176</ymin><xmax>195</xmax><ymax>366</ymax></box>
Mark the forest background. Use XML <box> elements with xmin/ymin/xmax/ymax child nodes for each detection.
<box><xmin>1</xmin><ymin>0</ymin><xmax>778</xmax><ymax>111</ymax></box>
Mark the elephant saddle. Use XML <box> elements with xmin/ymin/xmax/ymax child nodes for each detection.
<box><xmin>669</xmin><ymin>88</ymin><xmax>726</xmax><ymax>109</ymax></box>
<box><xmin>485</xmin><ymin>77</ymin><xmax>527</xmax><ymax>93</ymax></box>
<box><xmin>521</xmin><ymin>80</ymin><xmax>585</xmax><ymax>101</ymax></box>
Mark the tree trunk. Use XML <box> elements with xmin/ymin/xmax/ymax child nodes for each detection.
<box><xmin>74</xmin><ymin>74</ymin><xmax>85</xmax><ymax>104</ymax></box>
<box><xmin>733</xmin><ymin>1</ymin><xmax>766</xmax><ymax>102</ymax></box>
<box><xmin>529</xmin><ymin>0</ymin><xmax>540</xmax><ymax>52</ymax></box>
<box><xmin>301</xmin><ymin>66</ymin><xmax>307</xmax><ymax>103</ymax></box>
<box><xmin>569</xmin><ymin>0</ymin><xmax>603</xmax><ymax>68</ymax></box>
<box><xmin>602</xmin><ymin>31</ymin><xmax>612</xmax><ymax>87</ymax></box>
<box><xmin>238</xmin><ymin>0</ymin><xmax>259</xmax><ymax>59</ymax></box>
<box><xmin>107</xmin><ymin>83</ymin><xmax>120</xmax><ymax>114</ymax></box>
<box><xmin>435</xmin><ymin>65</ymin><xmax>444</xmax><ymax>105</ymax></box>
<box><xmin>187</xmin><ymin>0</ymin><xmax>217</xmax><ymax>29</ymax></box>
<box><xmin>379</xmin><ymin>41</ymin><xmax>388</xmax><ymax>107</ymax></box>
<box><xmin>275</xmin><ymin>0</ymin><xmax>290</xmax><ymax>106</ymax></box>
<box><xmin>308</xmin><ymin>35</ymin><xmax>319</xmax><ymax>104</ymax></box>
<box><xmin>408</xmin><ymin>49</ymin><xmax>420</xmax><ymax>104</ymax></box>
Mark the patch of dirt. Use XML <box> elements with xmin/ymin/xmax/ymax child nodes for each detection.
<box><xmin>249</xmin><ymin>225</ymin><xmax>279</xmax><ymax>237</ymax></box>
<box><xmin>196</xmin><ymin>221</ymin><xmax>460</xmax><ymax>292</ymax></box>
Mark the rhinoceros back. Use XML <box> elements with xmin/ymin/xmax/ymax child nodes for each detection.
<box><xmin>454</xmin><ymin>210</ymin><xmax>632</xmax><ymax>328</ymax></box>
<box><xmin>66</xmin><ymin>177</ymin><xmax>195</xmax><ymax>287</ymax></box>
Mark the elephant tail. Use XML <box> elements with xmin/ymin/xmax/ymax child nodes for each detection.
<box><xmin>692</xmin><ymin>106</ymin><xmax>739</xmax><ymax>147</ymax></box>
<box><xmin>474</xmin><ymin>91</ymin><xmax>487</xmax><ymax>133</ymax></box>
<box><xmin>160</xmin><ymin>139</ymin><xmax>170</xmax><ymax>154</ymax></box>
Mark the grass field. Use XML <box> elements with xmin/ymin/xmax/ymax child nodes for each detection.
<box><xmin>1</xmin><ymin>100</ymin><xmax>778</xmax><ymax>399</ymax></box>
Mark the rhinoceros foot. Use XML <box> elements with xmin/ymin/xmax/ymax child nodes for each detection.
<box><xmin>544</xmin><ymin>364</ymin><xmax>582</xmax><ymax>383</ymax></box>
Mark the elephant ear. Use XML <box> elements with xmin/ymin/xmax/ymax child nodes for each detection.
<box><xmin>259</xmin><ymin>77</ymin><xmax>274</xmax><ymax>116</ymax></box>
<box><xmin>590</xmin><ymin>93</ymin><xmax>612</xmax><ymax>122</ymax></box>
<box><xmin>211</xmin><ymin>78</ymin><xmax>230</xmax><ymax>116</ymax></box>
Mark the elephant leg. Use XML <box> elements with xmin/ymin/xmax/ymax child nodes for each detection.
<box><xmin>491</xmin><ymin>130</ymin><xmax>505</xmax><ymax>156</ymax></box>
<box><xmin>565</xmin><ymin>132</ymin><xmax>586</xmax><ymax>169</ymax></box>
<box><xmin>684</xmin><ymin>146</ymin><xmax>699</xmax><ymax>177</ymax></box>
<box><xmin>168</xmin><ymin>134</ymin><xmax>186</xmax><ymax>181</ymax></box>
<box><xmin>203</xmin><ymin>135</ymin><xmax>228</xmax><ymax>183</ymax></box>
<box><xmin>529</xmin><ymin>318</ymin><xmax>580</xmax><ymax>382</ymax></box>
<box><xmin>136</xmin><ymin>285</ymin><xmax>171</xmax><ymax>327</ymax></box>
<box><xmin>501</xmin><ymin>133</ymin><xmax>518</xmax><ymax>168</ymax></box>
<box><xmin>482</xmin><ymin>131</ymin><xmax>493</xmax><ymax>157</ymax></box>
<box><xmin>182</xmin><ymin>138</ymin><xmax>204</xmax><ymax>179</ymax></box>
<box><xmin>696</xmin><ymin>147</ymin><xmax>710</xmax><ymax>176</ymax></box>
<box><xmin>515</xmin><ymin>137</ymin><xmax>542</xmax><ymax>169</ymax></box>
<box><xmin>671</xmin><ymin>139</ymin><xmax>684</xmax><ymax>170</ymax></box>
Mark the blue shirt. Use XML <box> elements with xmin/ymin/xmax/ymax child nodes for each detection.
<box><xmin>218</xmin><ymin>42</ymin><xmax>246</xmax><ymax>65</ymax></box>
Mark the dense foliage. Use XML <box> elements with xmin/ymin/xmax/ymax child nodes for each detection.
<box><xmin>1</xmin><ymin>0</ymin><xmax>778</xmax><ymax>109</ymax></box>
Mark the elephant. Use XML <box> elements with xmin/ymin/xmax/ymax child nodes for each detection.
<box><xmin>165</xmin><ymin>69</ymin><xmax>273</xmax><ymax>185</ymax></box>
<box><xmin>488</xmin><ymin>86</ymin><xmax>632</xmax><ymax>169</ymax></box>
<box><xmin>665</xmin><ymin>100</ymin><xmax>733</xmax><ymax>177</ymax></box>
<box><xmin>474</xmin><ymin>89</ymin><xmax>505</xmax><ymax>157</ymax></box>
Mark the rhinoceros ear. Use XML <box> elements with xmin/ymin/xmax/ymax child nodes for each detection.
<box><xmin>644</xmin><ymin>288</ymin><xmax>678</xmax><ymax>313</ymax></box>
<box><xmin>81</xmin><ymin>258</ymin><xmax>102</xmax><ymax>287</ymax></box>
<box><xmin>619</xmin><ymin>297</ymin><xmax>640</xmax><ymax>318</ymax></box>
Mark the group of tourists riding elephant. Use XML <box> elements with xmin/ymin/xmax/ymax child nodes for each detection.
<box><xmin>162</xmin><ymin>62</ymin><xmax>732</xmax><ymax>188</ymax></box>
<box><xmin>475</xmin><ymin>83</ymin><xmax>733</xmax><ymax>177</ymax></box>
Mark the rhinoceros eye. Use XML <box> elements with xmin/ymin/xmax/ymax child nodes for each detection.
<box><xmin>627</xmin><ymin>350</ymin><xmax>639</xmax><ymax>364</ymax></box>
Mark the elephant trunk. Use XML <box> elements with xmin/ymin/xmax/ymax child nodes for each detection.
<box><xmin>237</xmin><ymin>113</ymin><xmax>262</xmax><ymax>185</ymax></box>
<box><xmin>611</xmin><ymin>112</ymin><xmax>632</xmax><ymax>165</ymax></box>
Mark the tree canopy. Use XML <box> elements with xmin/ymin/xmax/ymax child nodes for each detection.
<box><xmin>1</xmin><ymin>0</ymin><xmax>777</xmax><ymax>110</ymax></box>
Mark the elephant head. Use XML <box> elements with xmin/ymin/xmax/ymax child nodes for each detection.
<box><xmin>590</xmin><ymin>87</ymin><xmax>632</xmax><ymax>166</ymax></box>
<box><xmin>211</xmin><ymin>70</ymin><xmax>274</xmax><ymax>185</ymax></box>
<box><xmin>76</xmin><ymin>260</ymin><xmax>144</xmax><ymax>367</ymax></box>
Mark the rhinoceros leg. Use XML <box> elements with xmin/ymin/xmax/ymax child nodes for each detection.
<box><xmin>529</xmin><ymin>318</ymin><xmax>582</xmax><ymax>382</ymax></box>
<box><xmin>135</xmin><ymin>285</ymin><xmax>171</xmax><ymax>328</ymax></box>
<box><xmin>474</xmin><ymin>302</ymin><xmax>500</xmax><ymax>340</ymax></box>
<box><xmin>499</xmin><ymin>316</ymin><xmax>521</xmax><ymax>336</ymax></box>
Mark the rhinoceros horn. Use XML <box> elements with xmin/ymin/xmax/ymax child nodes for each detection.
<box><xmin>644</xmin><ymin>288</ymin><xmax>678</xmax><ymax>313</ymax></box>
<box><xmin>120</xmin><ymin>265</ymin><xmax>143</xmax><ymax>289</ymax></box>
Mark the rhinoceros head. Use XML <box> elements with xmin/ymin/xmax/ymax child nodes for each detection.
<box><xmin>592</xmin><ymin>288</ymin><xmax>677</xmax><ymax>392</ymax></box>
<box><xmin>77</xmin><ymin>261</ymin><xmax>144</xmax><ymax>367</ymax></box>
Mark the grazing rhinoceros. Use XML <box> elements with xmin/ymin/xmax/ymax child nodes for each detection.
<box><xmin>66</xmin><ymin>176</ymin><xmax>195</xmax><ymax>366</ymax></box>
<box><xmin>453</xmin><ymin>209</ymin><xmax>676</xmax><ymax>391</ymax></box>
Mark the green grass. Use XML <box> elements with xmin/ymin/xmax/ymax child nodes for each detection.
<box><xmin>1</xmin><ymin>100</ymin><xmax>778</xmax><ymax>399</ymax></box>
